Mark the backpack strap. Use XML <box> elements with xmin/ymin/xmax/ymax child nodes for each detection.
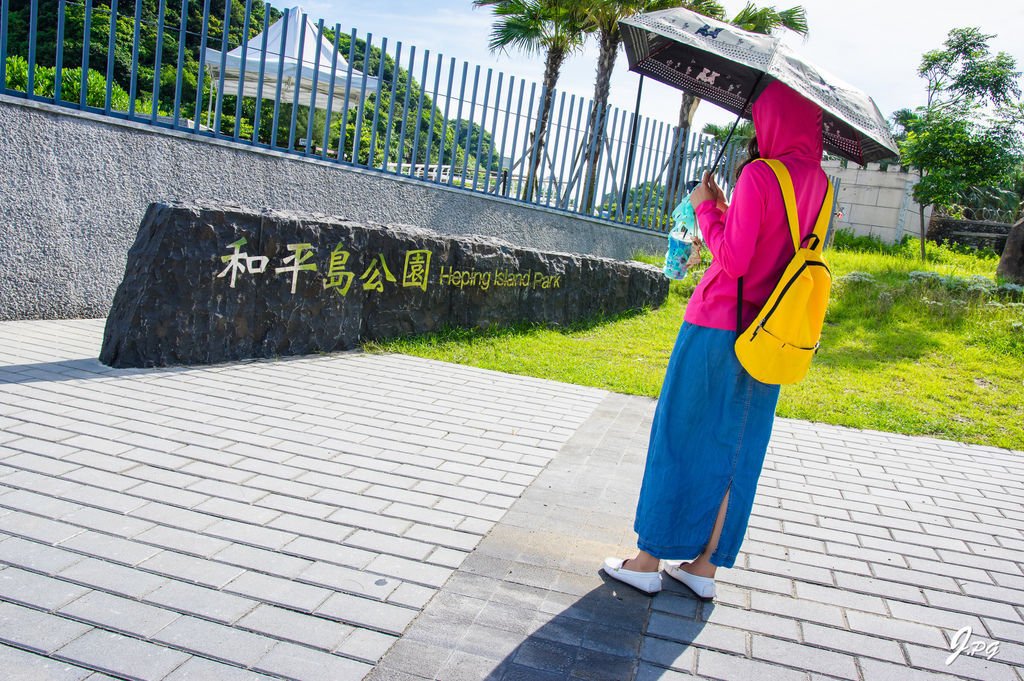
<box><xmin>756</xmin><ymin>159</ymin><xmax>836</xmax><ymax>254</ymax></box>
<box><xmin>736</xmin><ymin>278</ymin><xmax>743</xmax><ymax>336</ymax></box>
<box><xmin>809</xmin><ymin>180</ymin><xmax>835</xmax><ymax>253</ymax></box>
<box><xmin>756</xmin><ymin>159</ymin><xmax>801</xmax><ymax>254</ymax></box>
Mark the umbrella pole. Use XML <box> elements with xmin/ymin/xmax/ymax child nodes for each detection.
<box><xmin>708</xmin><ymin>73</ymin><xmax>765</xmax><ymax>175</ymax></box>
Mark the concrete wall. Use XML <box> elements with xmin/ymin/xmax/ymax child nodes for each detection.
<box><xmin>823</xmin><ymin>159</ymin><xmax>933</xmax><ymax>244</ymax></box>
<box><xmin>0</xmin><ymin>95</ymin><xmax>665</xmax><ymax>321</ymax></box>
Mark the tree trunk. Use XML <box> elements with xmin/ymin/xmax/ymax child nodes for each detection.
<box><xmin>919</xmin><ymin>201</ymin><xmax>927</xmax><ymax>262</ymax></box>
<box><xmin>918</xmin><ymin>169</ymin><xmax>927</xmax><ymax>261</ymax></box>
<box><xmin>581</xmin><ymin>27</ymin><xmax>618</xmax><ymax>213</ymax></box>
<box><xmin>523</xmin><ymin>45</ymin><xmax>566</xmax><ymax>203</ymax></box>
<box><xmin>664</xmin><ymin>91</ymin><xmax>703</xmax><ymax>213</ymax></box>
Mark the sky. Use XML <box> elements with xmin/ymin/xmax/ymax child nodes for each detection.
<box><xmin>296</xmin><ymin>0</ymin><xmax>1024</xmax><ymax>137</ymax></box>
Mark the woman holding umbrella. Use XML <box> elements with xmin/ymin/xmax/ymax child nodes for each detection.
<box><xmin>602</xmin><ymin>79</ymin><xmax>831</xmax><ymax>598</ymax></box>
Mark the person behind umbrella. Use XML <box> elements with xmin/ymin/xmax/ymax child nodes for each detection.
<box><xmin>602</xmin><ymin>80</ymin><xmax>830</xmax><ymax>598</ymax></box>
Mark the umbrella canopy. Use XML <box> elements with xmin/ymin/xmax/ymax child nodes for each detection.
<box><xmin>620</xmin><ymin>8</ymin><xmax>899</xmax><ymax>164</ymax></box>
<box><xmin>204</xmin><ymin>6</ymin><xmax>379</xmax><ymax>111</ymax></box>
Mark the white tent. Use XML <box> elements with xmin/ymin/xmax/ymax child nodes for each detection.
<box><xmin>203</xmin><ymin>6</ymin><xmax>379</xmax><ymax>113</ymax></box>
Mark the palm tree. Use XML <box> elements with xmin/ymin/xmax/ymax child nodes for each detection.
<box><xmin>474</xmin><ymin>0</ymin><xmax>588</xmax><ymax>201</ymax></box>
<box><xmin>577</xmin><ymin>0</ymin><xmax>716</xmax><ymax>211</ymax></box>
<box><xmin>702</xmin><ymin>119</ymin><xmax>754</xmax><ymax>146</ymax></box>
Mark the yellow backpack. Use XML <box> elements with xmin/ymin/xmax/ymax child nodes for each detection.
<box><xmin>734</xmin><ymin>159</ymin><xmax>834</xmax><ymax>385</ymax></box>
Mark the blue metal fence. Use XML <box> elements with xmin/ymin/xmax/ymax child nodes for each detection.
<box><xmin>0</xmin><ymin>0</ymin><xmax>757</xmax><ymax>232</ymax></box>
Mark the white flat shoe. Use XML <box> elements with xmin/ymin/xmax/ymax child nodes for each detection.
<box><xmin>664</xmin><ymin>563</ymin><xmax>716</xmax><ymax>600</ymax></box>
<box><xmin>602</xmin><ymin>557</ymin><xmax>662</xmax><ymax>594</ymax></box>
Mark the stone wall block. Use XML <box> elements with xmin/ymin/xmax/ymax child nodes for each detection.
<box><xmin>0</xmin><ymin>97</ymin><xmax>665</xmax><ymax>321</ymax></box>
<box><xmin>876</xmin><ymin>188</ymin><xmax>907</xmax><ymax>210</ymax></box>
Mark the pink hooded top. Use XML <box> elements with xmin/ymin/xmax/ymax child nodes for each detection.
<box><xmin>684</xmin><ymin>80</ymin><xmax>829</xmax><ymax>331</ymax></box>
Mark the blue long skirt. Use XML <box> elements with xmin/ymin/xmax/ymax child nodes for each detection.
<box><xmin>634</xmin><ymin>321</ymin><xmax>781</xmax><ymax>568</ymax></box>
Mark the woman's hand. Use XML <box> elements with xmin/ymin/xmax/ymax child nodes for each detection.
<box><xmin>689</xmin><ymin>171</ymin><xmax>727</xmax><ymax>210</ymax></box>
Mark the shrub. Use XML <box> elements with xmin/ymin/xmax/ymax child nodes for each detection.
<box><xmin>831</xmin><ymin>228</ymin><xmax>908</xmax><ymax>254</ymax></box>
<box><xmin>838</xmin><ymin>271</ymin><xmax>876</xmax><ymax>284</ymax></box>
<box><xmin>5</xmin><ymin>55</ymin><xmax>131</xmax><ymax>111</ymax></box>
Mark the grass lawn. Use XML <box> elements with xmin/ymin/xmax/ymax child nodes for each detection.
<box><xmin>365</xmin><ymin>235</ymin><xmax>1024</xmax><ymax>451</ymax></box>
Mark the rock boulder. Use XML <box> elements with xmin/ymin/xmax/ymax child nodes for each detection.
<box><xmin>997</xmin><ymin>219</ymin><xmax>1024</xmax><ymax>284</ymax></box>
<box><xmin>100</xmin><ymin>202</ymin><xmax>669</xmax><ymax>368</ymax></box>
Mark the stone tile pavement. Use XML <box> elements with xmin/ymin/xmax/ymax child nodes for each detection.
<box><xmin>369</xmin><ymin>394</ymin><xmax>1024</xmax><ymax>681</ymax></box>
<box><xmin>0</xmin><ymin>319</ymin><xmax>1022</xmax><ymax>680</ymax></box>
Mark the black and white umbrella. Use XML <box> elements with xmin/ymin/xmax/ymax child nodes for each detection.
<box><xmin>620</xmin><ymin>8</ymin><xmax>899</xmax><ymax>165</ymax></box>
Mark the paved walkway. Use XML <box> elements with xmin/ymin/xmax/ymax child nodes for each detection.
<box><xmin>0</xmin><ymin>319</ymin><xmax>1022</xmax><ymax>681</ymax></box>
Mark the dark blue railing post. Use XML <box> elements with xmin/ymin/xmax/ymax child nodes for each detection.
<box><xmin>494</xmin><ymin>75</ymin><xmax>515</xmax><ymax>195</ymax></box>
<box><xmin>517</xmin><ymin>82</ymin><xmax>536</xmax><ymax>200</ymax></box>
<box><xmin>459</xmin><ymin>64</ymin><xmax>479</xmax><ymax>187</ymax></box>
<box><xmin>588</xmin><ymin>103</ymin><xmax>612</xmax><ymax>214</ymax></box>
<box><xmin>555</xmin><ymin>95</ymin><xmax>577</xmax><ymax>208</ymax></box>
<box><xmin>151</xmin><ymin>0</ymin><xmax>165</xmax><ymax>121</ymax></box>
<box><xmin>213</xmin><ymin>0</ymin><xmax>232</xmax><ymax>135</ymax></box>
<box><xmin>605</xmin><ymin>107</ymin><xmax>628</xmax><ymax>215</ymax></box>
<box><xmin>350</xmin><ymin>32</ymin><xmax>372</xmax><ymax>163</ymax></box>
<box><xmin>447</xmin><ymin>61</ymin><xmax>468</xmax><ymax>185</ymax></box>
<box><xmin>27</xmin><ymin>0</ymin><xmax>39</xmax><ymax>97</ymax></box>
<box><xmin>320</xmin><ymin>23</ymin><xmax>342</xmax><ymax>159</ymax></box>
<box><xmin>395</xmin><ymin>46</ymin><xmax>415</xmax><ymax>173</ymax></box>
<box><xmin>422</xmin><ymin>53</ymin><xmax>442</xmax><ymax>176</ymax></box>
<box><xmin>505</xmin><ymin>79</ymin><xmax>526</xmax><ymax>197</ymax></box>
<box><xmin>434</xmin><ymin>57</ymin><xmax>454</xmax><ymax>182</ymax></box>
<box><xmin>525</xmin><ymin>85</ymin><xmax>550</xmax><ymax>203</ymax></box>
<box><xmin>55</xmin><ymin>0</ymin><xmax>67</xmax><ymax>102</ymax></box>
<box><xmin>172</xmin><ymin>0</ymin><xmax>188</xmax><ymax>125</ymax></box>
<box><xmin>472</xmin><ymin>68</ymin><xmax>492</xmax><ymax>191</ymax></box>
<box><xmin>270</xmin><ymin>9</ymin><xmax>290</xmax><ymax>148</ymax></box>
<box><xmin>382</xmin><ymin>41</ymin><xmax>403</xmax><ymax>170</ymax></box>
<box><xmin>193</xmin><ymin>0</ymin><xmax>211</xmax><ymax>131</ymax></box>
<box><xmin>366</xmin><ymin>37</ymin><xmax>388</xmax><ymax>169</ymax></box>
<box><xmin>304</xmin><ymin>18</ymin><xmax>325</xmax><ymax>155</ymax></box>
<box><xmin>250</xmin><ymin>6</ymin><xmax>270</xmax><ymax>143</ymax></box>
<box><xmin>642</xmin><ymin>121</ymin><xmax>667</xmax><ymax>228</ymax></box>
<box><xmin>408</xmin><ymin>49</ymin><xmax>430</xmax><ymax>176</ymax></box>
<box><xmin>335</xmin><ymin>28</ymin><xmax>356</xmax><ymax>161</ymax></box>
<box><xmin>0</xmin><ymin>0</ymin><xmax>8</xmax><ymax>90</ymax></box>
<box><xmin>599</xmin><ymin>107</ymin><xmax>622</xmax><ymax>212</ymax></box>
<box><xmin>663</xmin><ymin>127</ymin><xmax>680</xmax><ymax>218</ymax></box>
<box><xmin>483</xmin><ymin>71</ymin><xmax>503</xmax><ymax>191</ymax></box>
<box><xmin>286</xmin><ymin>10</ymin><xmax>307</xmax><ymax>151</ymax></box>
<box><xmin>127</xmin><ymin>0</ymin><xmax>141</xmax><ymax>116</ymax></box>
<box><xmin>234</xmin><ymin>0</ymin><xmax>253</xmax><ymax>141</ymax></box>
<box><xmin>81</xmin><ymin>0</ymin><xmax>93</xmax><ymax>109</ymax></box>
<box><xmin>627</xmin><ymin>117</ymin><xmax>651</xmax><ymax>224</ymax></box>
<box><xmin>103</xmin><ymin>0</ymin><xmax>118</xmax><ymax>111</ymax></box>
<box><xmin>545</xmin><ymin>91</ymin><xmax>566</xmax><ymax>207</ymax></box>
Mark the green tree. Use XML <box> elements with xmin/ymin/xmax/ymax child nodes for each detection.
<box><xmin>4</xmin><ymin>0</ymin><xmax>277</xmax><ymax>119</ymax></box>
<box><xmin>702</xmin><ymin>119</ymin><xmax>754</xmax><ymax>146</ymax></box>
<box><xmin>894</xmin><ymin>27</ymin><xmax>1023</xmax><ymax>259</ymax></box>
<box><xmin>474</xmin><ymin>0</ymin><xmax>588</xmax><ymax>201</ymax></box>
<box><xmin>5</xmin><ymin>2</ymin><xmax>492</xmax><ymax>170</ymax></box>
<box><xmin>599</xmin><ymin>179</ymin><xmax>668</xmax><ymax>228</ymax></box>
<box><xmin>323</xmin><ymin>30</ymin><xmax>489</xmax><ymax>170</ymax></box>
